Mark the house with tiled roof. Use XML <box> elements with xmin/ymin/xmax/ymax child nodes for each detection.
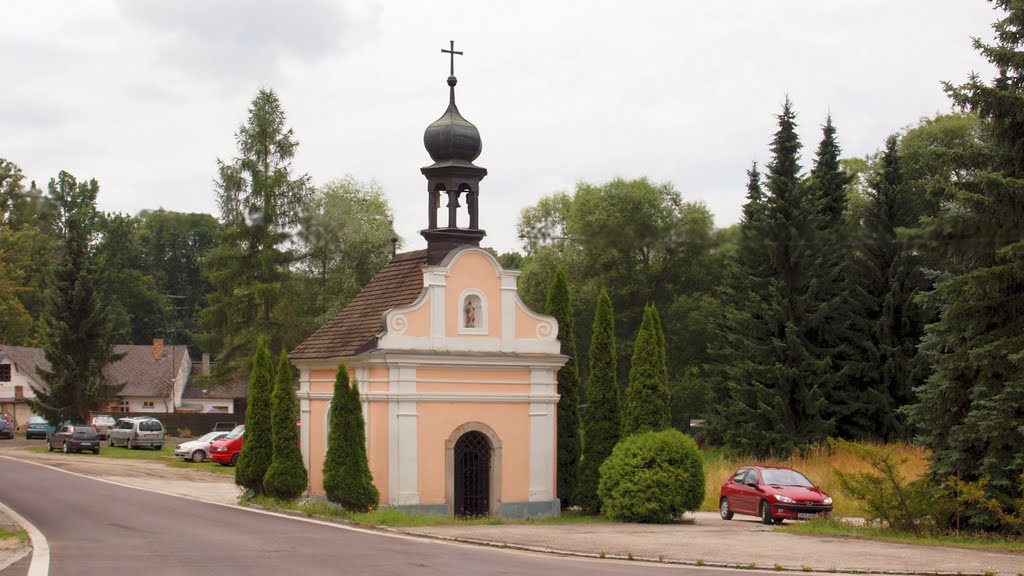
<box><xmin>0</xmin><ymin>345</ymin><xmax>48</xmax><ymax>428</ymax></box>
<box><xmin>178</xmin><ymin>356</ymin><xmax>248</xmax><ymax>414</ymax></box>
<box><xmin>291</xmin><ymin>53</ymin><xmax>567</xmax><ymax>519</ymax></box>
<box><xmin>0</xmin><ymin>340</ymin><xmax>247</xmax><ymax>423</ymax></box>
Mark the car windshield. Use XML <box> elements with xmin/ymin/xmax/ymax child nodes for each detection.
<box><xmin>28</xmin><ymin>416</ymin><xmax>47</xmax><ymax>424</ymax></box>
<box><xmin>197</xmin><ymin>431</ymin><xmax>224</xmax><ymax>442</ymax></box>
<box><xmin>224</xmin><ymin>426</ymin><xmax>244</xmax><ymax>440</ymax></box>
<box><xmin>760</xmin><ymin>469</ymin><xmax>815</xmax><ymax>487</ymax></box>
<box><xmin>93</xmin><ymin>416</ymin><xmax>115</xmax><ymax>425</ymax></box>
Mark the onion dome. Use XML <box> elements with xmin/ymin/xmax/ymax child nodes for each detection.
<box><xmin>423</xmin><ymin>75</ymin><xmax>483</xmax><ymax>167</ymax></box>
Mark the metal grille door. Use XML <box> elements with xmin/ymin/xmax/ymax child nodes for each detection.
<box><xmin>454</xmin><ymin>431</ymin><xmax>491</xmax><ymax>517</ymax></box>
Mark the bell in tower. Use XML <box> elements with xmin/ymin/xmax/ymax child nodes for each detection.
<box><xmin>420</xmin><ymin>40</ymin><xmax>488</xmax><ymax>264</ymax></box>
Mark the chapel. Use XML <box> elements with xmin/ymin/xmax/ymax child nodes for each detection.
<box><xmin>290</xmin><ymin>43</ymin><xmax>567</xmax><ymax>518</ymax></box>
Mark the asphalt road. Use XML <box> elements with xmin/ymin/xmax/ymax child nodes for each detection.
<box><xmin>0</xmin><ymin>458</ymin><xmax>762</xmax><ymax>576</ymax></box>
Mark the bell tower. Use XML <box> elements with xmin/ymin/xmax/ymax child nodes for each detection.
<box><xmin>420</xmin><ymin>40</ymin><xmax>487</xmax><ymax>264</ymax></box>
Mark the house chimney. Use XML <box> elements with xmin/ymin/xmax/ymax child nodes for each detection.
<box><xmin>202</xmin><ymin>353</ymin><xmax>210</xmax><ymax>375</ymax></box>
<box><xmin>152</xmin><ymin>339</ymin><xmax>164</xmax><ymax>359</ymax></box>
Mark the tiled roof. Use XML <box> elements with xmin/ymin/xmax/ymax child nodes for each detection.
<box><xmin>0</xmin><ymin>344</ymin><xmax>190</xmax><ymax>398</ymax></box>
<box><xmin>182</xmin><ymin>365</ymin><xmax>249</xmax><ymax>400</ymax></box>
<box><xmin>291</xmin><ymin>250</ymin><xmax>429</xmax><ymax>360</ymax></box>
<box><xmin>0</xmin><ymin>345</ymin><xmax>49</xmax><ymax>391</ymax></box>
<box><xmin>107</xmin><ymin>344</ymin><xmax>191</xmax><ymax>397</ymax></box>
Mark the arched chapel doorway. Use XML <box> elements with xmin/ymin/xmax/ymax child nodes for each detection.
<box><xmin>454</xmin><ymin>431</ymin><xmax>490</xmax><ymax>517</ymax></box>
<box><xmin>445</xmin><ymin>422</ymin><xmax>502</xmax><ymax>517</ymax></box>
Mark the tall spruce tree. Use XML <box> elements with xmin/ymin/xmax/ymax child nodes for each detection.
<box><xmin>843</xmin><ymin>135</ymin><xmax>928</xmax><ymax>440</ymax></box>
<box><xmin>323</xmin><ymin>363</ymin><xmax>379</xmax><ymax>511</ymax></box>
<box><xmin>544</xmin><ymin>268</ymin><xmax>581</xmax><ymax>507</ymax></box>
<box><xmin>907</xmin><ymin>1</ymin><xmax>1024</xmax><ymax>531</ymax></box>
<box><xmin>575</xmin><ymin>290</ymin><xmax>620</xmax><ymax>513</ymax></box>
<box><xmin>622</xmin><ymin>305</ymin><xmax>671</xmax><ymax>435</ymax></box>
<box><xmin>263</xmin><ymin>350</ymin><xmax>308</xmax><ymax>500</ymax></box>
<box><xmin>715</xmin><ymin>100</ymin><xmax>831</xmax><ymax>455</ymax></box>
<box><xmin>236</xmin><ymin>338</ymin><xmax>275</xmax><ymax>494</ymax></box>
<box><xmin>201</xmin><ymin>88</ymin><xmax>311</xmax><ymax>382</ymax></box>
<box><xmin>27</xmin><ymin>172</ymin><xmax>124</xmax><ymax>424</ymax></box>
<box><xmin>805</xmin><ymin>116</ymin><xmax>858</xmax><ymax>437</ymax></box>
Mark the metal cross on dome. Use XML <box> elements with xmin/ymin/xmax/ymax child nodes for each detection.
<box><xmin>441</xmin><ymin>40</ymin><xmax>463</xmax><ymax>76</ymax></box>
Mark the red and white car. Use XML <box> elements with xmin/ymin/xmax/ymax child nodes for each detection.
<box><xmin>719</xmin><ymin>466</ymin><xmax>833</xmax><ymax>524</ymax></box>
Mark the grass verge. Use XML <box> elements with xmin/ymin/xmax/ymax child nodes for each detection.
<box><xmin>244</xmin><ymin>495</ymin><xmax>614</xmax><ymax>527</ymax></box>
<box><xmin>28</xmin><ymin>441</ymin><xmax>235</xmax><ymax>476</ymax></box>
<box><xmin>780</xmin><ymin>518</ymin><xmax>1024</xmax><ymax>554</ymax></box>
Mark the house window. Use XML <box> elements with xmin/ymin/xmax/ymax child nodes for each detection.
<box><xmin>115</xmin><ymin>399</ymin><xmax>130</xmax><ymax>413</ymax></box>
<box><xmin>458</xmin><ymin>290</ymin><xmax>487</xmax><ymax>334</ymax></box>
<box><xmin>0</xmin><ymin>364</ymin><xmax>11</xmax><ymax>382</ymax></box>
<box><xmin>213</xmin><ymin>405</ymin><xmax>228</xmax><ymax>412</ymax></box>
<box><xmin>143</xmin><ymin>401</ymin><xmax>155</xmax><ymax>409</ymax></box>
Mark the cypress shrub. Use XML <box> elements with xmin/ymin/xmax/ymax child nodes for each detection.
<box><xmin>622</xmin><ymin>305</ymin><xmax>671</xmax><ymax>436</ymax></box>
<box><xmin>575</xmin><ymin>289</ymin><xmax>620</xmax><ymax>514</ymax></box>
<box><xmin>598</xmin><ymin>429</ymin><xmax>705</xmax><ymax>523</ymax></box>
<box><xmin>545</xmin><ymin>268</ymin><xmax>581</xmax><ymax>507</ymax></box>
<box><xmin>323</xmin><ymin>362</ymin><xmax>379</xmax><ymax>511</ymax></box>
<box><xmin>263</xmin><ymin>350</ymin><xmax>308</xmax><ymax>500</ymax></box>
<box><xmin>236</xmin><ymin>338</ymin><xmax>275</xmax><ymax>494</ymax></box>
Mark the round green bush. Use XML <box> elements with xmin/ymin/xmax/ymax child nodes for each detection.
<box><xmin>597</xmin><ymin>429</ymin><xmax>705</xmax><ymax>523</ymax></box>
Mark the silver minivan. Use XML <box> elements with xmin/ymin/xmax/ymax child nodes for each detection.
<box><xmin>107</xmin><ymin>417</ymin><xmax>165</xmax><ymax>450</ymax></box>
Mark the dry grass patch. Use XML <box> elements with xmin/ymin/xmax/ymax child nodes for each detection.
<box><xmin>701</xmin><ymin>442</ymin><xmax>930</xmax><ymax>517</ymax></box>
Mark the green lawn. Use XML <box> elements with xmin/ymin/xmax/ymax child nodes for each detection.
<box><xmin>0</xmin><ymin>527</ymin><xmax>27</xmax><ymax>543</ymax></box>
<box><xmin>28</xmin><ymin>440</ymin><xmax>234</xmax><ymax>475</ymax></box>
<box><xmin>781</xmin><ymin>518</ymin><xmax>1024</xmax><ymax>554</ymax></box>
<box><xmin>245</xmin><ymin>495</ymin><xmax>616</xmax><ymax>527</ymax></box>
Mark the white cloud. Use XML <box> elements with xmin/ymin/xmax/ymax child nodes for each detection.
<box><xmin>0</xmin><ymin>0</ymin><xmax>998</xmax><ymax>254</ymax></box>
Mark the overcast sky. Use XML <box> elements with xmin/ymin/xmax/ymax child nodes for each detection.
<box><xmin>1</xmin><ymin>1</ymin><xmax>998</xmax><ymax>254</ymax></box>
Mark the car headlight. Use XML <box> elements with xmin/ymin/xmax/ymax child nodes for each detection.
<box><xmin>774</xmin><ymin>494</ymin><xmax>795</xmax><ymax>503</ymax></box>
<box><xmin>822</xmin><ymin>497</ymin><xmax>832</xmax><ymax>506</ymax></box>
<box><xmin>214</xmin><ymin>446</ymin><xmax>226</xmax><ymax>452</ymax></box>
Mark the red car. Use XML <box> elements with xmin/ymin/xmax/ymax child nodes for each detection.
<box><xmin>719</xmin><ymin>466</ymin><xmax>833</xmax><ymax>524</ymax></box>
<box><xmin>210</xmin><ymin>425</ymin><xmax>244</xmax><ymax>466</ymax></box>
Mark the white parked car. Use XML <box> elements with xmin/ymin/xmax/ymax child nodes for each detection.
<box><xmin>174</xmin><ymin>431</ymin><xmax>230</xmax><ymax>462</ymax></box>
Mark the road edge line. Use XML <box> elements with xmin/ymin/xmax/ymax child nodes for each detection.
<box><xmin>0</xmin><ymin>498</ymin><xmax>48</xmax><ymax>576</ymax></box>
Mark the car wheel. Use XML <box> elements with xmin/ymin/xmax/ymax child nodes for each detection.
<box><xmin>773</xmin><ymin>518</ymin><xmax>784</xmax><ymax>525</ymax></box>
<box><xmin>154</xmin><ymin>444</ymin><xmax>162</xmax><ymax>451</ymax></box>
<box><xmin>127</xmin><ymin>438</ymin><xmax>134</xmax><ymax>450</ymax></box>
<box><xmin>229</xmin><ymin>453</ymin><xmax>239</xmax><ymax>466</ymax></box>
<box><xmin>62</xmin><ymin>441</ymin><xmax>68</xmax><ymax>454</ymax></box>
<box><xmin>108</xmin><ymin>436</ymin><xmax>114</xmax><ymax>447</ymax></box>
<box><xmin>191</xmin><ymin>450</ymin><xmax>205</xmax><ymax>463</ymax></box>
<box><xmin>720</xmin><ymin>497</ymin><xmax>734</xmax><ymax>520</ymax></box>
<box><xmin>760</xmin><ymin>500</ymin><xmax>775</xmax><ymax>525</ymax></box>
<box><xmin>47</xmin><ymin>441</ymin><xmax>53</xmax><ymax>452</ymax></box>
<box><xmin>93</xmin><ymin>448</ymin><xmax>100</xmax><ymax>455</ymax></box>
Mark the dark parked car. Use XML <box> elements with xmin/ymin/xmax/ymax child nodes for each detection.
<box><xmin>719</xmin><ymin>466</ymin><xmax>833</xmax><ymax>524</ymax></box>
<box><xmin>25</xmin><ymin>416</ymin><xmax>55</xmax><ymax>439</ymax></box>
<box><xmin>47</xmin><ymin>423</ymin><xmax>100</xmax><ymax>454</ymax></box>
<box><xmin>0</xmin><ymin>419</ymin><xmax>12</xmax><ymax>439</ymax></box>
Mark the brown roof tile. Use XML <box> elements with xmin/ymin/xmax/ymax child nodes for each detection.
<box><xmin>182</xmin><ymin>365</ymin><xmax>249</xmax><ymax>400</ymax></box>
<box><xmin>0</xmin><ymin>345</ymin><xmax>49</xmax><ymax>391</ymax></box>
<box><xmin>290</xmin><ymin>249</ymin><xmax>428</xmax><ymax>360</ymax></box>
<box><xmin>107</xmin><ymin>344</ymin><xmax>191</xmax><ymax>397</ymax></box>
<box><xmin>0</xmin><ymin>344</ymin><xmax>190</xmax><ymax>398</ymax></box>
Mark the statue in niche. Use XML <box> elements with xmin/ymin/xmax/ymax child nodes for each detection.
<box><xmin>464</xmin><ymin>299</ymin><xmax>476</xmax><ymax>328</ymax></box>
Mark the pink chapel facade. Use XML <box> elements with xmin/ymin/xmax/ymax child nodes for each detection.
<box><xmin>290</xmin><ymin>46</ymin><xmax>567</xmax><ymax>518</ymax></box>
